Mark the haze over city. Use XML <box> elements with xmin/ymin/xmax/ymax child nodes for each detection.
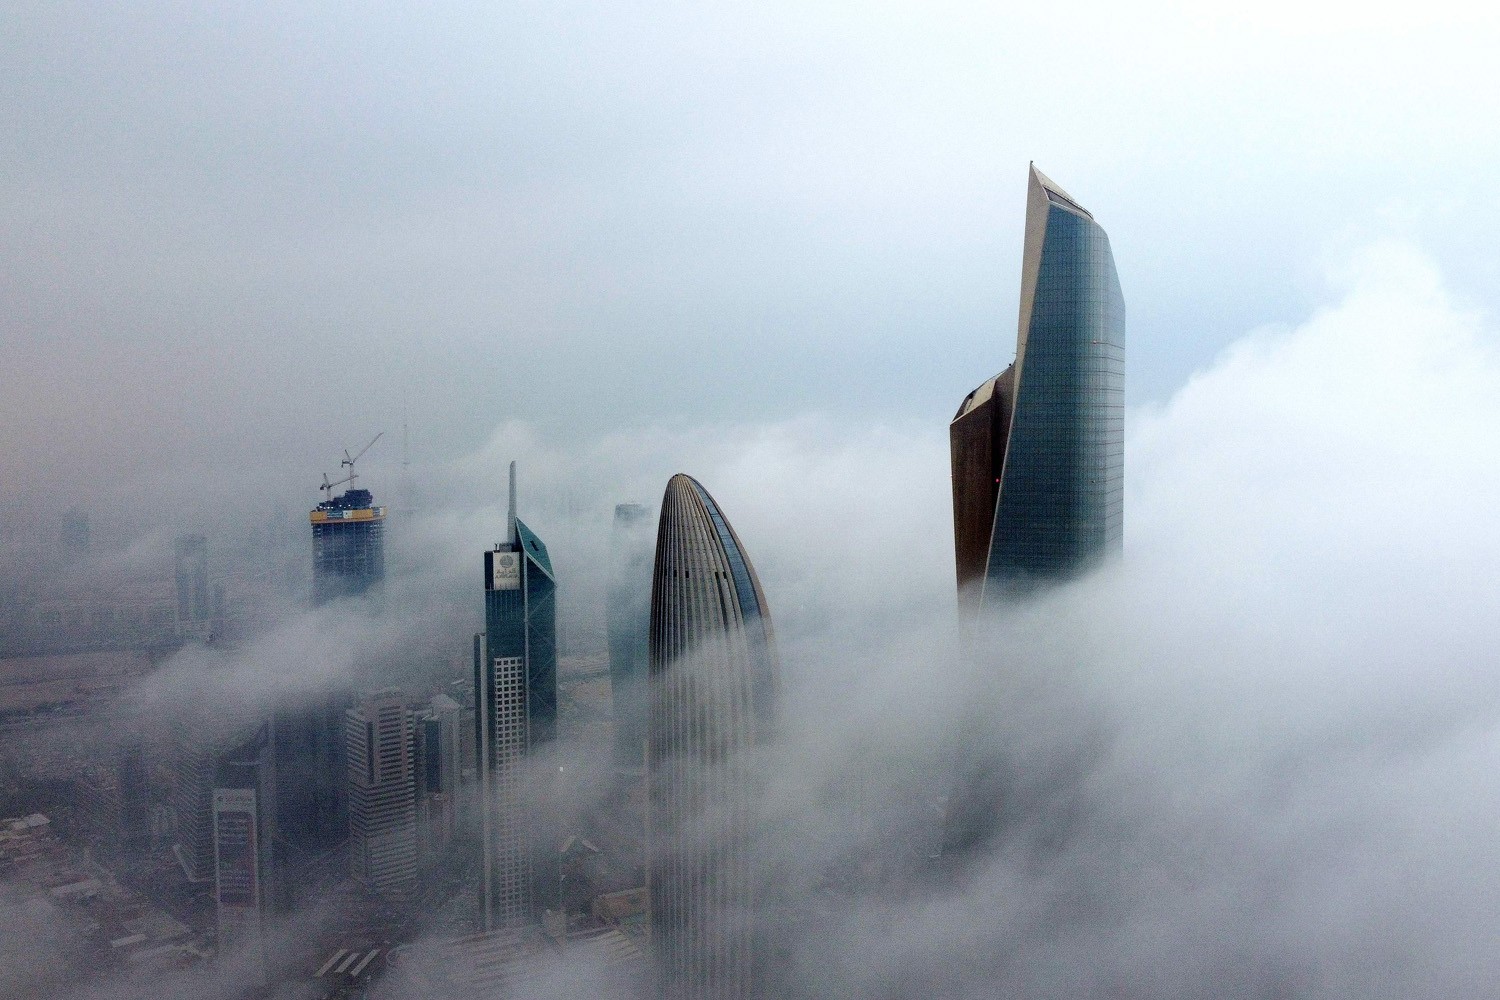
<box><xmin>3</xmin><ymin>3</ymin><xmax>1500</xmax><ymax>999</ymax></box>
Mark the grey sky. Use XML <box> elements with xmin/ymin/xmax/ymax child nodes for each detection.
<box><xmin>4</xmin><ymin>2</ymin><xmax>1498</xmax><ymax>520</ymax></box>
<box><xmin>9</xmin><ymin>7</ymin><xmax>1500</xmax><ymax>994</ymax></box>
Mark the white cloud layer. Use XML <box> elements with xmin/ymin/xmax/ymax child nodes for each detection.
<box><xmin>775</xmin><ymin>240</ymin><xmax>1500</xmax><ymax>997</ymax></box>
<box><xmin>7</xmin><ymin>239</ymin><xmax>1500</xmax><ymax>998</ymax></box>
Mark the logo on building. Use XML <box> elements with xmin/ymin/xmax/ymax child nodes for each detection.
<box><xmin>489</xmin><ymin>551</ymin><xmax>521</xmax><ymax>591</ymax></box>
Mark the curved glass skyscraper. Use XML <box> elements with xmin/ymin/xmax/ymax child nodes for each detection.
<box><xmin>951</xmin><ymin>164</ymin><xmax>1125</xmax><ymax>605</ymax></box>
<box><xmin>648</xmin><ymin>474</ymin><xmax>779</xmax><ymax>1000</ymax></box>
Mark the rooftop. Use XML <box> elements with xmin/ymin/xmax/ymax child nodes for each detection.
<box><xmin>1031</xmin><ymin>163</ymin><xmax>1094</xmax><ymax>220</ymax></box>
<box><xmin>316</xmin><ymin>487</ymin><xmax>377</xmax><ymax>512</ymax></box>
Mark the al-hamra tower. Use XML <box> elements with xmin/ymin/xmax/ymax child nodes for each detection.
<box><xmin>951</xmin><ymin>164</ymin><xmax>1125</xmax><ymax>606</ymax></box>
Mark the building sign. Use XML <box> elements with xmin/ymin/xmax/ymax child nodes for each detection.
<box><xmin>488</xmin><ymin>549</ymin><xmax>521</xmax><ymax>591</ymax></box>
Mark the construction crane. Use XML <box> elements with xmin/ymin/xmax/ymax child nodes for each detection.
<box><xmin>319</xmin><ymin>470</ymin><xmax>355</xmax><ymax>501</ymax></box>
<box><xmin>318</xmin><ymin>432</ymin><xmax>383</xmax><ymax>502</ymax></box>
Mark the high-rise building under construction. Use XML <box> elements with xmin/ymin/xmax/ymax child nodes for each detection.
<box><xmin>311</xmin><ymin>488</ymin><xmax>386</xmax><ymax>606</ymax></box>
<box><xmin>274</xmin><ymin>469</ymin><xmax>388</xmax><ymax>864</ymax></box>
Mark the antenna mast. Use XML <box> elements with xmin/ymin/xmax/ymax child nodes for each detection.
<box><xmin>507</xmin><ymin>461</ymin><xmax>517</xmax><ymax>543</ymax></box>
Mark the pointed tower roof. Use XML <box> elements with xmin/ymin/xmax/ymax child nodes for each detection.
<box><xmin>1029</xmin><ymin>162</ymin><xmax>1094</xmax><ymax>219</ymax></box>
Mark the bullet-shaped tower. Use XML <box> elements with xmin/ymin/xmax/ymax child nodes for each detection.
<box><xmin>648</xmin><ymin>475</ymin><xmax>779</xmax><ymax>1000</ymax></box>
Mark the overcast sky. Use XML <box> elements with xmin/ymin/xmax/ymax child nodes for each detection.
<box><xmin>6</xmin><ymin>6</ymin><xmax>1500</xmax><ymax>994</ymax></box>
<box><xmin>9</xmin><ymin>232</ymin><xmax>1500</xmax><ymax>999</ymax></box>
<box><xmin>4</xmin><ymin>1</ymin><xmax>1498</xmax><ymax>525</ymax></box>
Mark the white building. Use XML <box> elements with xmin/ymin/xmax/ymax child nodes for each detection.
<box><xmin>346</xmin><ymin>691</ymin><xmax>417</xmax><ymax>895</ymax></box>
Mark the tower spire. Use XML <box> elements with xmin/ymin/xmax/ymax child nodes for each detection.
<box><xmin>507</xmin><ymin>461</ymin><xmax>518</xmax><ymax>543</ymax></box>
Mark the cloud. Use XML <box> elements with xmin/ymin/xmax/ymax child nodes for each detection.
<box><xmin>751</xmin><ymin>240</ymin><xmax>1500</xmax><ymax>998</ymax></box>
<box><xmin>9</xmin><ymin>238</ymin><xmax>1500</xmax><ymax>998</ymax></box>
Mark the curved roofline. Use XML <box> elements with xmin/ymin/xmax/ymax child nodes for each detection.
<box><xmin>665</xmin><ymin>474</ymin><xmax>778</xmax><ymax>658</ymax></box>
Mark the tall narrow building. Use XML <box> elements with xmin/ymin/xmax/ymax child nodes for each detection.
<box><xmin>345</xmin><ymin>691</ymin><xmax>418</xmax><ymax>896</ymax></box>
<box><xmin>175</xmin><ymin>534</ymin><xmax>212</xmax><ymax>641</ymax></box>
<box><xmin>607</xmin><ymin>502</ymin><xmax>652</xmax><ymax>768</ymax></box>
<box><xmin>168</xmin><ymin>714</ymin><xmax>221</xmax><ymax>883</ymax></box>
<box><xmin>311</xmin><ymin>488</ymin><xmax>386</xmax><ymax>605</ymax></box>
<box><xmin>415</xmin><ymin>693</ymin><xmax>463</xmax><ymax>861</ymax></box>
<box><xmin>951</xmin><ymin>164</ymin><xmax>1125</xmax><ymax>606</ymax></box>
<box><xmin>275</xmin><ymin>482</ymin><xmax>388</xmax><ymax>860</ymax></box>
<box><xmin>213</xmin><ymin>721</ymin><xmax>276</xmax><ymax>982</ymax></box>
<box><xmin>648</xmin><ymin>475</ymin><xmax>780</xmax><ymax>1000</ymax></box>
<box><xmin>476</xmin><ymin>462</ymin><xmax>558</xmax><ymax>929</ymax></box>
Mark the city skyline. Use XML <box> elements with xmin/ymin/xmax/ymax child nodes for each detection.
<box><xmin>6</xmin><ymin>228</ymin><xmax>1500</xmax><ymax>997</ymax></box>
<box><xmin>4</xmin><ymin>2</ymin><xmax>1500</xmax><ymax>996</ymax></box>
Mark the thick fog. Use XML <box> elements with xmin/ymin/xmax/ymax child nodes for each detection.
<box><xmin>4</xmin><ymin>2</ymin><xmax>1499</xmax><ymax>515</ymax></box>
<box><xmin>4</xmin><ymin>2</ymin><xmax>1500</xmax><ymax>996</ymax></box>
<box><xmin>4</xmin><ymin>239</ymin><xmax>1498</xmax><ymax>997</ymax></box>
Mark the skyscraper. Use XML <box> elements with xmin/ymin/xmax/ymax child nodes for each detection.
<box><xmin>648</xmin><ymin>475</ymin><xmax>780</xmax><ymax>1000</ymax></box>
<box><xmin>168</xmin><ymin>715</ymin><xmax>221</xmax><ymax>883</ymax></box>
<box><xmin>175</xmin><ymin>534</ymin><xmax>211</xmax><ymax>642</ymax></box>
<box><xmin>311</xmin><ymin>487</ymin><xmax>386</xmax><ymax>606</ymax></box>
<box><xmin>274</xmin><ymin>481</ymin><xmax>388</xmax><ymax>859</ymax></box>
<box><xmin>213</xmin><ymin>722</ymin><xmax>276</xmax><ymax>982</ymax></box>
<box><xmin>607</xmin><ymin>502</ymin><xmax>652</xmax><ymax>768</ymax></box>
<box><xmin>168</xmin><ymin>711</ymin><xmax>275</xmax><ymax>902</ymax></box>
<box><xmin>951</xmin><ymin>164</ymin><xmax>1125</xmax><ymax>606</ymax></box>
<box><xmin>346</xmin><ymin>691</ymin><xmax>418</xmax><ymax>896</ymax></box>
<box><xmin>415</xmin><ymin>693</ymin><xmax>463</xmax><ymax>861</ymax></box>
<box><xmin>476</xmin><ymin>462</ymin><xmax>558</xmax><ymax>929</ymax></box>
<box><xmin>274</xmin><ymin>689</ymin><xmax>353</xmax><ymax>858</ymax></box>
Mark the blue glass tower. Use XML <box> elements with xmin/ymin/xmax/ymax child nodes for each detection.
<box><xmin>607</xmin><ymin>502</ymin><xmax>652</xmax><ymax>768</ymax></box>
<box><xmin>476</xmin><ymin>462</ymin><xmax>558</xmax><ymax>928</ymax></box>
<box><xmin>951</xmin><ymin>164</ymin><xmax>1124</xmax><ymax>605</ymax></box>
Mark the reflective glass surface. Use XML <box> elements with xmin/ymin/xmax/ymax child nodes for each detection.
<box><xmin>984</xmin><ymin>203</ymin><xmax>1125</xmax><ymax>594</ymax></box>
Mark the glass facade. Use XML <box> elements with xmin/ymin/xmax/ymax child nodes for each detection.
<box><xmin>607</xmin><ymin>503</ymin><xmax>653</xmax><ymax>768</ymax></box>
<box><xmin>477</xmin><ymin>468</ymin><xmax>558</xmax><ymax>928</ymax></box>
<box><xmin>983</xmin><ymin>189</ymin><xmax>1124</xmax><ymax>597</ymax></box>
<box><xmin>687</xmin><ymin>479</ymin><xmax>778</xmax><ymax>726</ymax></box>
<box><xmin>649</xmin><ymin>475</ymin><xmax>779</xmax><ymax>1000</ymax></box>
<box><xmin>483</xmin><ymin>530</ymin><xmax>557</xmax><ymax>750</ymax></box>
